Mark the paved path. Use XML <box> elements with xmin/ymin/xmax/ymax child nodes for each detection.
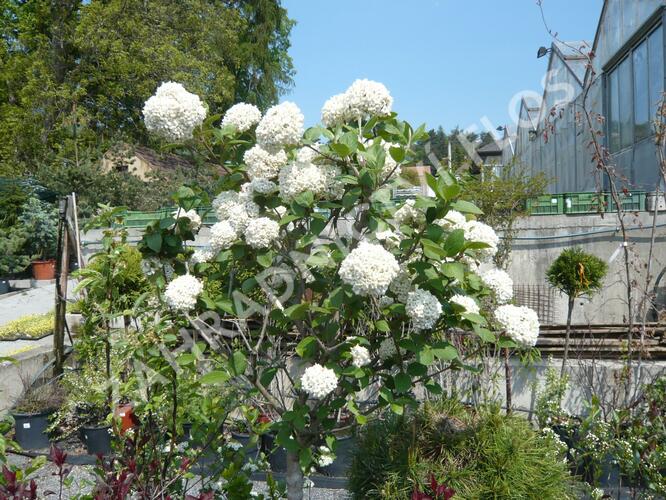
<box><xmin>0</xmin><ymin>281</ymin><xmax>76</xmax><ymax>357</ymax></box>
<box><xmin>0</xmin><ymin>283</ymin><xmax>59</xmax><ymax>326</ymax></box>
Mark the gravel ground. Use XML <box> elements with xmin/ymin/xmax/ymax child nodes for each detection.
<box><xmin>6</xmin><ymin>453</ymin><xmax>350</xmax><ymax>499</ymax></box>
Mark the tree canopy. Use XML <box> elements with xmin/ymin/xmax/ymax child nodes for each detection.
<box><xmin>0</xmin><ymin>0</ymin><xmax>294</xmax><ymax>178</ymax></box>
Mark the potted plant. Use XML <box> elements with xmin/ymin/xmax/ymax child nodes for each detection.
<box><xmin>50</xmin><ymin>367</ymin><xmax>113</xmax><ymax>455</ymax></box>
<box><xmin>18</xmin><ymin>198</ymin><xmax>58</xmax><ymax>280</ymax></box>
<box><xmin>12</xmin><ymin>380</ymin><xmax>65</xmax><ymax>450</ymax></box>
<box><xmin>0</xmin><ymin>226</ymin><xmax>31</xmax><ymax>293</ymax></box>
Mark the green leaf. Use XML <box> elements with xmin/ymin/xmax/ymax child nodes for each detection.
<box><xmin>331</xmin><ymin>142</ymin><xmax>351</xmax><ymax>156</ymax></box>
<box><xmin>421</xmin><ymin>239</ymin><xmax>446</xmax><ymax>260</ymax></box>
<box><xmin>417</xmin><ymin>346</ymin><xmax>435</xmax><ymax>366</ymax></box>
<box><xmin>375</xmin><ymin>320</ymin><xmax>390</xmax><ymax>333</ymax></box>
<box><xmin>295</xmin><ymin>337</ymin><xmax>318</xmax><ymax>358</ymax></box>
<box><xmin>443</xmin><ymin>229</ymin><xmax>465</xmax><ymax>256</ymax></box>
<box><xmin>441</xmin><ymin>262</ymin><xmax>465</xmax><ymax>282</ymax></box>
<box><xmin>394</xmin><ymin>373</ymin><xmax>411</xmax><ymax>393</ymax></box>
<box><xmin>299</xmin><ymin>447</ymin><xmax>313</xmax><ymax>470</ymax></box>
<box><xmin>390</xmin><ymin>403</ymin><xmax>404</xmax><ymax>415</ymax></box>
<box><xmin>328</xmin><ymin>287</ymin><xmax>344</xmax><ymax>308</ymax></box>
<box><xmin>388</xmin><ymin>146</ymin><xmax>405</xmax><ymax>162</ymax></box>
<box><xmin>260</xmin><ymin>367</ymin><xmax>278</xmax><ymax>387</ymax></box>
<box><xmin>432</xmin><ymin>345</ymin><xmax>458</xmax><ymax>361</ymax></box>
<box><xmin>145</xmin><ymin>232</ymin><xmax>162</xmax><ymax>252</ymax></box>
<box><xmin>199</xmin><ymin>370</ymin><xmax>230</xmax><ymax>385</ymax></box>
<box><xmin>284</xmin><ymin>302</ymin><xmax>309</xmax><ymax>320</ymax></box>
<box><xmin>407</xmin><ymin>362</ymin><xmax>428</xmax><ymax>377</ymax></box>
<box><xmin>425</xmin><ymin>381</ymin><xmax>443</xmax><ymax>394</ymax></box>
<box><xmin>229</xmin><ymin>351</ymin><xmax>247</xmax><ymax>376</ymax></box>
<box><xmin>256</xmin><ymin>250</ymin><xmax>274</xmax><ymax>268</ymax></box>
<box><xmin>452</xmin><ymin>200</ymin><xmax>483</xmax><ymax>214</ymax></box>
<box><xmin>474</xmin><ymin>327</ymin><xmax>496</xmax><ymax>343</ymax></box>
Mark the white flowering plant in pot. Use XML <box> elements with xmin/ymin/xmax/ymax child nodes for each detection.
<box><xmin>134</xmin><ymin>80</ymin><xmax>540</xmax><ymax>499</ymax></box>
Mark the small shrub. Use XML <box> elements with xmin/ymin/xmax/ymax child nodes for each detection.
<box><xmin>348</xmin><ymin>399</ymin><xmax>579</xmax><ymax>499</ymax></box>
<box><xmin>13</xmin><ymin>382</ymin><xmax>65</xmax><ymax>414</ymax></box>
<box><xmin>0</xmin><ymin>312</ymin><xmax>54</xmax><ymax>340</ymax></box>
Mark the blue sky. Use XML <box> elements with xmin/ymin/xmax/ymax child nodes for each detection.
<box><xmin>282</xmin><ymin>0</ymin><xmax>603</xmax><ymax>134</ymax></box>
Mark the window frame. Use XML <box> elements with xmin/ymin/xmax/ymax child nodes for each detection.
<box><xmin>604</xmin><ymin>15</ymin><xmax>665</xmax><ymax>154</ymax></box>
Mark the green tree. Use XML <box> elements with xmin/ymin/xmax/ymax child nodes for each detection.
<box><xmin>0</xmin><ymin>0</ymin><xmax>294</xmax><ymax>179</ymax></box>
<box><xmin>546</xmin><ymin>248</ymin><xmax>607</xmax><ymax>375</ymax></box>
<box><xmin>464</xmin><ymin>161</ymin><xmax>548</xmax><ymax>267</ymax></box>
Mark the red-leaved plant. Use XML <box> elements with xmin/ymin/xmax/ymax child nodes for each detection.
<box><xmin>411</xmin><ymin>474</ymin><xmax>455</xmax><ymax>500</ymax></box>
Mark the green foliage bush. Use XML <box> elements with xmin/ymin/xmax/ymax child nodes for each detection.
<box><xmin>84</xmin><ymin>243</ymin><xmax>149</xmax><ymax>314</ymax></box>
<box><xmin>17</xmin><ymin>197</ymin><xmax>58</xmax><ymax>260</ymax></box>
<box><xmin>546</xmin><ymin>247</ymin><xmax>608</xmax><ymax>299</ymax></box>
<box><xmin>0</xmin><ymin>226</ymin><xmax>30</xmax><ymax>277</ymax></box>
<box><xmin>348</xmin><ymin>399</ymin><xmax>578</xmax><ymax>499</ymax></box>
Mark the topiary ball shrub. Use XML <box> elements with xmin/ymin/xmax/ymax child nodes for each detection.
<box><xmin>348</xmin><ymin>399</ymin><xmax>579</xmax><ymax>499</ymax></box>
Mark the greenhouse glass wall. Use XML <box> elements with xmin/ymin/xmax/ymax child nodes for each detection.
<box><xmin>513</xmin><ymin>0</ymin><xmax>666</xmax><ymax>195</ymax></box>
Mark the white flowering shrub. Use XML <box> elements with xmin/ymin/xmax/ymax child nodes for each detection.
<box><xmin>134</xmin><ymin>80</ymin><xmax>541</xmax><ymax>496</ymax></box>
<box><xmin>142</xmin><ymin>82</ymin><xmax>207</xmax><ymax>141</ymax></box>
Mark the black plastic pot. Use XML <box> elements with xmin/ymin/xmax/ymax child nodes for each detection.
<box><xmin>81</xmin><ymin>425</ymin><xmax>112</xmax><ymax>455</ymax></box>
<box><xmin>262</xmin><ymin>433</ymin><xmax>287</xmax><ymax>472</ymax></box>
<box><xmin>232</xmin><ymin>432</ymin><xmax>260</xmax><ymax>461</ymax></box>
<box><xmin>322</xmin><ymin>435</ymin><xmax>356</xmax><ymax>477</ymax></box>
<box><xmin>0</xmin><ymin>279</ymin><xmax>9</xmax><ymax>295</ymax></box>
<box><xmin>12</xmin><ymin>411</ymin><xmax>51</xmax><ymax>450</ymax></box>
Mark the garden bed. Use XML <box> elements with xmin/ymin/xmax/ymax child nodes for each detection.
<box><xmin>0</xmin><ymin>312</ymin><xmax>54</xmax><ymax>341</ymax></box>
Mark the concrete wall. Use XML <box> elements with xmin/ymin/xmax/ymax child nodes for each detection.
<box><xmin>507</xmin><ymin>211</ymin><xmax>666</xmax><ymax>325</ymax></box>
<box><xmin>450</xmin><ymin>357</ymin><xmax>665</xmax><ymax>419</ymax></box>
<box><xmin>81</xmin><ymin>210</ymin><xmax>666</xmax><ymax>327</ymax></box>
<box><xmin>0</xmin><ymin>346</ymin><xmax>53</xmax><ymax>414</ymax></box>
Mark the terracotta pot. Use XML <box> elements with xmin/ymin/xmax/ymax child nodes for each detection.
<box><xmin>114</xmin><ymin>404</ymin><xmax>137</xmax><ymax>435</ymax></box>
<box><xmin>31</xmin><ymin>260</ymin><xmax>56</xmax><ymax>280</ymax></box>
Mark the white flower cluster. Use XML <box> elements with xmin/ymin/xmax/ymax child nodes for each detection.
<box><xmin>173</xmin><ymin>208</ymin><xmax>201</xmax><ymax>231</ymax></box>
<box><xmin>494</xmin><ymin>304</ymin><xmax>540</xmax><ymax>347</ymax></box>
<box><xmin>374</xmin><ymin>229</ymin><xmax>402</xmax><ymax>248</ymax></box>
<box><xmin>244</xmin><ymin>145</ymin><xmax>288</xmax><ymax>180</ymax></box>
<box><xmin>462</xmin><ymin>220</ymin><xmax>499</xmax><ymax>261</ymax></box>
<box><xmin>164</xmin><ymin>274</ymin><xmax>203</xmax><ymax>311</ymax></box>
<box><xmin>378</xmin><ymin>337</ymin><xmax>404</xmax><ymax>361</ymax></box>
<box><xmin>278</xmin><ymin>147</ymin><xmax>343</xmax><ymax>203</ymax></box>
<box><xmin>450</xmin><ymin>294</ymin><xmax>480</xmax><ymax>315</ymax></box>
<box><xmin>350</xmin><ymin>345</ymin><xmax>371</xmax><ymax>368</ymax></box>
<box><xmin>256</xmin><ymin>101</ymin><xmax>304</xmax><ymax>149</ymax></box>
<box><xmin>143</xmin><ymin>82</ymin><xmax>206</xmax><ymax>141</ymax></box>
<box><xmin>278</xmin><ymin>162</ymin><xmax>327</xmax><ymax>201</ymax></box>
<box><xmin>406</xmin><ymin>288</ymin><xmax>443</xmax><ymax>330</ymax></box>
<box><xmin>339</xmin><ymin>242</ymin><xmax>400</xmax><ymax>297</ymax></box>
<box><xmin>301</xmin><ymin>364</ymin><xmax>338</xmax><ymax>399</ymax></box>
<box><xmin>244</xmin><ymin>217</ymin><xmax>280</xmax><ymax>249</ymax></box>
<box><xmin>394</xmin><ymin>199</ymin><xmax>425</xmax><ymax>226</ymax></box>
<box><xmin>389</xmin><ymin>267</ymin><xmax>412</xmax><ymax>303</ymax></box>
<box><xmin>191</xmin><ymin>247</ymin><xmax>215</xmax><ymax>264</ymax></box>
<box><xmin>434</xmin><ymin>210</ymin><xmax>466</xmax><ymax>230</ymax></box>
<box><xmin>321</xmin><ymin>94</ymin><xmax>349</xmax><ymax>127</ymax></box>
<box><xmin>247</xmin><ymin>178</ymin><xmax>278</xmax><ymax>195</ymax></box>
<box><xmin>320</xmin><ymin>79</ymin><xmax>393</xmax><ymax>126</ymax></box>
<box><xmin>317</xmin><ymin>446</ymin><xmax>335</xmax><ymax>467</ymax></box>
<box><xmin>480</xmin><ymin>268</ymin><xmax>514</xmax><ymax>304</ymax></box>
<box><xmin>212</xmin><ymin>190</ymin><xmax>259</xmax><ymax>233</ymax></box>
<box><xmin>221</xmin><ymin>102</ymin><xmax>261</xmax><ymax>132</ymax></box>
<box><xmin>210</xmin><ymin>220</ymin><xmax>237</xmax><ymax>251</ymax></box>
